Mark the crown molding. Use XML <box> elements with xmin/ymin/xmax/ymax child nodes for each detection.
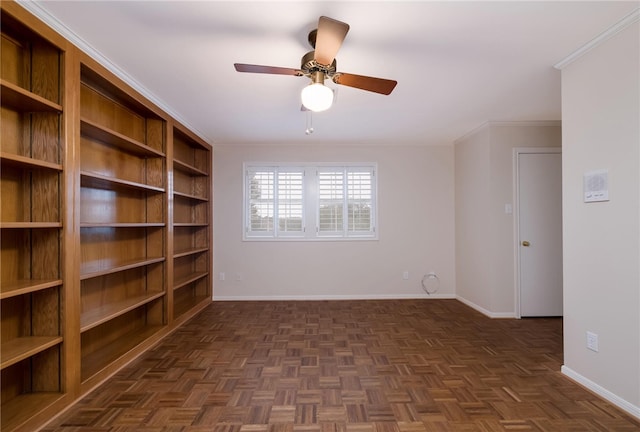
<box><xmin>554</xmin><ymin>7</ymin><xmax>640</xmax><ymax>70</ymax></box>
<box><xmin>15</xmin><ymin>0</ymin><xmax>212</xmax><ymax>145</ymax></box>
<box><xmin>454</xmin><ymin>120</ymin><xmax>561</xmax><ymax>144</ymax></box>
<box><xmin>487</xmin><ymin>120</ymin><xmax>561</xmax><ymax>128</ymax></box>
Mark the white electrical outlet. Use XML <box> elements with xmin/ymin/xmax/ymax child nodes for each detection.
<box><xmin>504</xmin><ymin>203</ymin><xmax>513</xmax><ymax>214</ymax></box>
<box><xmin>586</xmin><ymin>331</ymin><xmax>599</xmax><ymax>352</ymax></box>
<box><xmin>402</xmin><ymin>271</ymin><xmax>409</xmax><ymax>280</ymax></box>
<box><xmin>219</xmin><ymin>272</ymin><xmax>225</xmax><ymax>281</ymax></box>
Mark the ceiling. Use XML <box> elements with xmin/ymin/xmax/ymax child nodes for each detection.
<box><xmin>24</xmin><ymin>1</ymin><xmax>639</xmax><ymax>146</ymax></box>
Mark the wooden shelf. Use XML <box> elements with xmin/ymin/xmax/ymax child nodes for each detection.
<box><xmin>0</xmin><ymin>222</ymin><xmax>62</xmax><ymax>229</ymax></box>
<box><xmin>0</xmin><ymin>79</ymin><xmax>62</xmax><ymax>113</ymax></box>
<box><xmin>1</xmin><ymin>392</ymin><xmax>65</xmax><ymax>432</ymax></box>
<box><xmin>80</xmin><ymin>222</ymin><xmax>165</xmax><ymax>228</ymax></box>
<box><xmin>81</xmin><ymin>118</ymin><xmax>165</xmax><ymax>158</ymax></box>
<box><xmin>1</xmin><ymin>336</ymin><xmax>63</xmax><ymax>370</ymax></box>
<box><xmin>80</xmin><ymin>291</ymin><xmax>165</xmax><ymax>332</ymax></box>
<box><xmin>81</xmin><ymin>171</ymin><xmax>165</xmax><ymax>193</ymax></box>
<box><xmin>173</xmin><ymin>190</ymin><xmax>209</xmax><ymax>202</ymax></box>
<box><xmin>80</xmin><ymin>256</ymin><xmax>165</xmax><ymax>280</ymax></box>
<box><xmin>174</xmin><ymin>294</ymin><xmax>209</xmax><ymax>319</ymax></box>
<box><xmin>0</xmin><ymin>152</ymin><xmax>63</xmax><ymax>171</ymax></box>
<box><xmin>0</xmin><ymin>279</ymin><xmax>62</xmax><ymax>300</ymax></box>
<box><xmin>173</xmin><ymin>247</ymin><xmax>208</xmax><ymax>259</ymax></box>
<box><xmin>173</xmin><ymin>158</ymin><xmax>208</xmax><ymax>176</ymax></box>
<box><xmin>81</xmin><ymin>65</ymin><xmax>159</xmax><ymax>119</ymax></box>
<box><xmin>173</xmin><ymin>271</ymin><xmax>208</xmax><ymax>291</ymax></box>
<box><xmin>81</xmin><ymin>324</ymin><xmax>163</xmax><ymax>383</ymax></box>
<box><xmin>174</xmin><ymin>222</ymin><xmax>208</xmax><ymax>227</ymax></box>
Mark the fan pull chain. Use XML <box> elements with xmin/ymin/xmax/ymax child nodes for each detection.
<box><xmin>305</xmin><ymin>111</ymin><xmax>314</xmax><ymax>135</ymax></box>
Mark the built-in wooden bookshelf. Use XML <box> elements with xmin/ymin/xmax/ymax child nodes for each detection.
<box><xmin>172</xmin><ymin>127</ymin><xmax>212</xmax><ymax>318</ymax></box>
<box><xmin>0</xmin><ymin>6</ymin><xmax>67</xmax><ymax>432</ymax></box>
<box><xmin>0</xmin><ymin>3</ymin><xmax>213</xmax><ymax>431</ymax></box>
<box><xmin>78</xmin><ymin>63</ymin><xmax>168</xmax><ymax>384</ymax></box>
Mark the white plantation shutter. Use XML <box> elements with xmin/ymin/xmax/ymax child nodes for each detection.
<box><xmin>277</xmin><ymin>170</ymin><xmax>304</xmax><ymax>236</ymax></box>
<box><xmin>246</xmin><ymin>167</ymin><xmax>305</xmax><ymax>238</ymax></box>
<box><xmin>248</xmin><ymin>168</ymin><xmax>275</xmax><ymax>236</ymax></box>
<box><xmin>347</xmin><ymin>168</ymin><xmax>374</xmax><ymax>235</ymax></box>
<box><xmin>244</xmin><ymin>163</ymin><xmax>376</xmax><ymax>240</ymax></box>
<box><xmin>318</xmin><ymin>170</ymin><xmax>344</xmax><ymax>235</ymax></box>
<box><xmin>317</xmin><ymin>167</ymin><xmax>375</xmax><ymax>238</ymax></box>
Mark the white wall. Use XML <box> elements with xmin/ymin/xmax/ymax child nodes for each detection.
<box><xmin>489</xmin><ymin>124</ymin><xmax>562</xmax><ymax>314</ymax></box>
<box><xmin>454</xmin><ymin>122</ymin><xmax>561</xmax><ymax>317</ymax></box>
<box><xmin>560</xmin><ymin>19</ymin><xmax>640</xmax><ymax>417</ymax></box>
<box><xmin>454</xmin><ymin>126</ymin><xmax>492</xmax><ymax>310</ymax></box>
<box><xmin>213</xmin><ymin>144</ymin><xmax>455</xmax><ymax>300</ymax></box>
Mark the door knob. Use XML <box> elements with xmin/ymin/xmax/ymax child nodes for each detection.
<box><xmin>522</xmin><ymin>240</ymin><xmax>530</xmax><ymax>247</ymax></box>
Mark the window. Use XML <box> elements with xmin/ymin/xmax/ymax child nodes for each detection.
<box><xmin>244</xmin><ymin>163</ymin><xmax>377</xmax><ymax>240</ymax></box>
<box><xmin>317</xmin><ymin>167</ymin><xmax>375</xmax><ymax>238</ymax></box>
<box><xmin>246</xmin><ymin>166</ymin><xmax>304</xmax><ymax>238</ymax></box>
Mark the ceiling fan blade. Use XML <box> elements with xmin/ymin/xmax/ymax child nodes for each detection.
<box><xmin>314</xmin><ymin>16</ymin><xmax>350</xmax><ymax>66</ymax></box>
<box><xmin>234</xmin><ymin>63</ymin><xmax>303</xmax><ymax>76</ymax></box>
<box><xmin>332</xmin><ymin>72</ymin><xmax>397</xmax><ymax>95</ymax></box>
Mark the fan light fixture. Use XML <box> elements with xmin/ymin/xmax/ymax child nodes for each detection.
<box><xmin>301</xmin><ymin>70</ymin><xmax>333</xmax><ymax>112</ymax></box>
<box><xmin>301</xmin><ymin>83</ymin><xmax>333</xmax><ymax>112</ymax></box>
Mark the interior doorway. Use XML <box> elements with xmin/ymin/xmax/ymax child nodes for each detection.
<box><xmin>514</xmin><ymin>148</ymin><xmax>563</xmax><ymax>317</ymax></box>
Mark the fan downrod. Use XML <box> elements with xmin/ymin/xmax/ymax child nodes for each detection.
<box><xmin>307</xmin><ymin>29</ymin><xmax>318</xmax><ymax>48</ymax></box>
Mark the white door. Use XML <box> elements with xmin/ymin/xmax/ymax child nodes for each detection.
<box><xmin>517</xmin><ymin>151</ymin><xmax>563</xmax><ymax>317</ymax></box>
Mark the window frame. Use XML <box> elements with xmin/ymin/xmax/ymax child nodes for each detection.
<box><xmin>316</xmin><ymin>166</ymin><xmax>377</xmax><ymax>239</ymax></box>
<box><xmin>243</xmin><ymin>162</ymin><xmax>378</xmax><ymax>241</ymax></box>
<box><xmin>244</xmin><ymin>165</ymin><xmax>306</xmax><ymax>239</ymax></box>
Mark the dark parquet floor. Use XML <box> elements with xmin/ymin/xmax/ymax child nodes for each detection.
<box><xmin>41</xmin><ymin>299</ymin><xmax>640</xmax><ymax>431</ymax></box>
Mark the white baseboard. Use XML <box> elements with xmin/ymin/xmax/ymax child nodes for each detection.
<box><xmin>213</xmin><ymin>293</ymin><xmax>456</xmax><ymax>301</ymax></box>
<box><xmin>561</xmin><ymin>365</ymin><xmax>640</xmax><ymax>420</ymax></box>
<box><xmin>455</xmin><ymin>295</ymin><xmax>516</xmax><ymax>318</ymax></box>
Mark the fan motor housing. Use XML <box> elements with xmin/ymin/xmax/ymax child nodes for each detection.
<box><xmin>301</xmin><ymin>50</ymin><xmax>337</xmax><ymax>77</ymax></box>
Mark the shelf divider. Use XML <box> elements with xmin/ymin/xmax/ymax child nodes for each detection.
<box><xmin>173</xmin><ymin>190</ymin><xmax>209</xmax><ymax>202</ymax></box>
<box><xmin>173</xmin><ymin>158</ymin><xmax>208</xmax><ymax>176</ymax></box>
<box><xmin>0</xmin><ymin>279</ymin><xmax>63</xmax><ymax>300</ymax></box>
<box><xmin>80</xmin><ymin>171</ymin><xmax>165</xmax><ymax>193</ymax></box>
<box><xmin>0</xmin><ymin>152</ymin><xmax>63</xmax><ymax>171</ymax></box>
<box><xmin>173</xmin><ymin>271</ymin><xmax>209</xmax><ymax>291</ymax></box>
<box><xmin>80</xmin><ymin>222</ymin><xmax>165</xmax><ymax>228</ymax></box>
<box><xmin>0</xmin><ymin>393</ymin><xmax>66</xmax><ymax>432</ymax></box>
<box><xmin>80</xmin><ymin>257</ymin><xmax>165</xmax><ymax>280</ymax></box>
<box><xmin>1</xmin><ymin>336</ymin><xmax>63</xmax><ymax>370</ymax></box>
<box><xmin>0</xmin><ymin>79</ymin><xmax>62</xmax><ymax>112</ymax></box>
<box><xmin>173</xmin><ymin>247</ymin><xmax>209</xmax><ymax>259</ymax></box>
<box><xmin>80</xmin><ymin>291</ymin><xmax>166</xmax><ymax>332</ymax></box>
<box><xmin>81</xmin><ymin>118</ymin><xmax>165</xmax><ymax>158</ymax></box>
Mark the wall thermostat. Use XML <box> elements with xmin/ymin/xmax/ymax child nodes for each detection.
<box><xmin>583</xmin><ymin>169</ymin><xmax>609</xmax><ymax>202</ymax></box>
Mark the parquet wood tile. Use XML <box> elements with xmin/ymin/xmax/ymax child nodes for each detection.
<box><xmin>41</xmin><ymin>300</ymin><xmax>640</xmax><ymax>431</ymax></box>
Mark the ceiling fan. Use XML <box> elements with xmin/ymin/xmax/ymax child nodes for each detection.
<box><xmin>234</xmin><ymin>16</ymin><xmax>397</xmax><ymax>112</ymax></box>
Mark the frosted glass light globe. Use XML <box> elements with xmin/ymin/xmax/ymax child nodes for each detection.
<box><xmin>301</xmin><ymin>83</ymin><xmax>333</xmax><ymax>112</ymax></box>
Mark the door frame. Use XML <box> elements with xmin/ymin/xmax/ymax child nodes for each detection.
<box><xmin>512</xmin><ymin>147</ymin><xmax>562</xmax><ymax>318</ymax></box>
